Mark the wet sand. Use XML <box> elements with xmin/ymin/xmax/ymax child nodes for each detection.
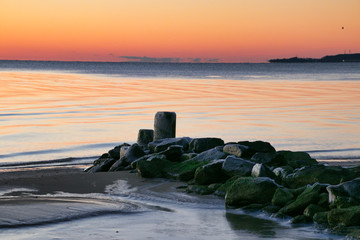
<box><xmin>0</xmin><ymin>168</ymin><xmax>184</xmax><ymax>227</ymax></box>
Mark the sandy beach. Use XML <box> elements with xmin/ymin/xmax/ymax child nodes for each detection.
<box><xmin>0</xmin><ymin>167</ymin><xmax>220</xmax><ymax>228</ymax></box>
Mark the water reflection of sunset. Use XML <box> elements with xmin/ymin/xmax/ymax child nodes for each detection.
<box><xmin>1</xmin><ymin>71</ymin><xmax>360</xmax><ymax>160</ymax></box>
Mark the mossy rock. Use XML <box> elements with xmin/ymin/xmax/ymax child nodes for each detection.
<box><xmin>279</xmin><ymin>183</ymin><xmax>326</xmax><ymax>216</ymax></box>
<box><xmin>262</xmin><ymin>204</ymin><xmax>281</xmax><ymax>214</ymax></box>
<box><xmin>241</xmin><ymin>203</ymin><xmax>266</xmax><ymax>211</ymax></box>
<box><xmin>291</xmin><ymin>215</ymin><xmax>312</xmax><ymax>224</ymax></box>
<box><xmin>225</xmin><ymin>177</ymin><xmax>279</xmax><ymax>207</ymax></box>
<box><xmin>303</xmin><ymin>204</ymin><xmax>327</xmax><ymax>218</ymax></box>
<box><xmin>348</xmin><ymin>228</ymin><xmax>360</xmax><ymax>239</ymax></box>
<box><xmin>276</xmin><ymin>150</ymin><xmax>317</xmax><ymax>169</ymax></box>
<box><xmin>136</xmin><ymin>154</ymin><xmax>173</xmax><ymax>178</ymax></box>
<box><xmin>214</xmin><ymin>176</ymin><xmax>240</xmax><ymax>197</ymax></box>
<box><xmin>313</xmin><ymin>211</ymin><xmax>329</xmax><ymax>225</ymax></box>
<box><xmin>272</xmin><ymin>187</ymin><xmax>295</xmax><ymax>207</ymax></box>
<box><xmin>164</xmin><ymin>159</ymin><xmax>211</xmax><ymax>181</ymax></box>
<box><xmin>328</xmin><ymin>206</ymin><xmax>360</xmax><ymax>227</ymax></box>
<box><xmin>284</xmin><ymin>165</ymin><xmax>352</xmax><ymax>188</ymax></box>
<box><xmin>194</xmin><ymin>160</ymin><xmax>228</xmax><ymax>185</ymax></box>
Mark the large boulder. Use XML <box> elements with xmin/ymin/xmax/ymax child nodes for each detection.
<box><xmin>250</xmin><ymin>152</ymin><xmax>286</xmax><ymax>167</ymax></box>
<box><xmin>328</xmin><ymin>206</ymin><xmax>360</xmax><ymax>227</ymax></box>
<box><xmin>327</xmin><ymin>178</ymin><xmax>360</xmax><ymax>208</ymax></box>
<box><xmin>222</xmin><ymin>156</ymin><xmax>255</xmax><ymax>177</ymax></box>
<box><xmin>190</xmin><ymin>147</ymin><xmax>228</xmax><ymax>162</ymax></box>
<box><xmin>123</xmin><ymin>143</ymin><xmax>146</xmax><ymax>165</ymax></box>
<box><xmin>222</xmin><ymin>144</ymin><xmax>250</xmax><ymax>158</ymax></box>
<box><xmin>189</xmin><ymin>137</ymin><xmax>224</xmax><ymax>153</ymax></box>
<box><xmin>303</xmin><ymin>204</ymin><xmax>327</xmax><ymax>218</ymax></box>
<box><xmin>225</xmin><ymin>177</ymin><xmax>279</xmax><ymax>207</ymax></box>
<box><xmin>109</xmin><ymin>144</ymin><xmax>146</xmax><ymax>171</ymax></box>
<box><xmin>194</xmin><ymin>160</ymin><xmax>228</xmax><ymax>185</ymax></box>
<box><xmin>279</xmin><ymin>183</ymin><xmax>328</xmax><ymax>216</ymax></box>
<box><xmin>136</xmin><ymin>154</ymin><xmax>172</xmax><ymax>178</ymax></box>
<box><xmin>284</xmin><ymin>165</ymin><xmax>354</xmax><ymax>188</ymax></box>
<box><xmin>272</xmin><ymin>187</ymin><xmax>295</xmax><ymax>207</ymax></box>
<box><xmin>164</xmin><ymin>158</ymin><xmax>212</xmax><ymax>181</ymax></box>
<box><xmin>148</xmin><ymin>137</ymin><xmax>192</xmax><ymax>153</ymax></box>
<box><xmin>158</xmin><ymin>145</ymin><xmax>184</xmax><ymax>162</ymax></box>
<box><xmin>276</xmin><ymin>151</ymin><xmax>317</xmax><ymax>169</ymax></box>
<box><xmin>108</xmin><ymin>143</ymin><xmax>131</xmax><ymax>160</ymax></box>
<box><xmin>214</xmin><ymin>176</ymin><xmax>240</xmax><ymax>197</ymax></box>
<box><xmin>87</xmin><ymin>157</ymin><xmax>116</xmax><ymax>173</ymax></box>
<box><xmin>237</xmin><ymin>140</ymin><xmax>276</xmax><ymax>157</ymax></box>
<box><xmin>273</xmin><ymin>166</ymin><xmax>294</xmax><ymax>180</ymax></box>
<box><xmin>251</xmin><ymin>163</ymin><xmax>277</xmax><ymax>180</ymax></box>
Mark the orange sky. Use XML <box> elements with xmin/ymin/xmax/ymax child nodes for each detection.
<box><xmin>1</xmin><ymin>0</ymin><xmax>359</xmax><ymax>63</ymax></box>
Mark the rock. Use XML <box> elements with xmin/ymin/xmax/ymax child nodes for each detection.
<box><xmin>284</xmin><ymin>165</ymin><xmax>353</xmax><ymax>189</ymax></box>
<box><xmin>222</xmin><ymin>156</ymin><xmax>255</xmax><ymax>177</ymax></box>
<box><xmin>348</xmin><ymin>229</ymin><xmax>360</xmax><ymax>239</ymax></box>
<box><xmin>272</xmin><ymin>187</ymin><xmax>295</xmax><ymax>207</ymax></box>
<box><xmin>123</xmin><ymin>143</ymin><xmax>146</xmax><ymax>165</ymax></box>
<box><xmin>164</xmin><ymin>158</ymin><xmax>212</xmax><ymax>181</ymax></box>
<box><xmin>137</xmin><ymin>129</ymin><xmax>154</xmax><ymax>148</ymax></box>
<box><xmin>276</xmin><ymin>151</ymin><xmax>317</xmax><ymax>169</ymax></box>
<box><xmin>119</xmin><ymin>145</ymin><xmax>130</xmax><ymax>159</ymax></box>
<box><xmin>148</xmin><ymin>137</ymin><xmax>192</xmax><ymax>153</ymax></box>
<box><xmin>242</xmin><ymin>203</ymin><xmax>265</xmax><ymax>211</ymax></box>
<box><xmin>194</xmin><ymin>160</ymin><xmax>228</xmax><ymax>185</ymax></box>
<box><xmin>279</xmin><ymin>183</ymin><xmax>327</xmax><ymax>216</ymax></box>
<box><xmin>214</xmin><ymin>176</ymin><xmax>240</xmax><ymax>197</ymax></box>
<box><xmin>189</xmin><ymin>137</ymin><xmax>224</xmax><ymax>153</ymax></box>
<box><xmin>291</xmin><ymin>215</ymin><xmax>312</xmax><ymax>224</ymax></box>
<box><xmin>327</xmin><ymin>178</ymin><xmax>360</xmax><ymax>208</ymax></box>
<box><xmin>303</xmin><ymin>204</ymin><xmax>327</xmax><ymax>218</ymax></box>
<box><xmin>250</xmin><ymin>152</ymin><xmax>286</xmax><ymax>167</ymax></box>
<box><xmin>93</xmin><ymin>153</ymin><xmax>111</xmax><ymax>166</ymax></box>
<box><xmin>237</xmin><ymin>140</ymin><xmax>276</xmax><ymax>156</ymax></box>
<box><xmin>222</xmin><ymin>144</ymin><xmax>249</xmax><ymax>158</ymax></box>
<box><xmin>313</xmin><ymin>211</ymin><xmax>329</xmax><ymax>225</ymax></box>
<box><xmin>289</xmin><ymin>186</ymin><xmax>307</xmax><ymax>197</ymax></box>
<box><xmin>317</xmin><ymin>193</ymin><xmax>329</xmax><ymax>208</ymax></box>
<box><xmin>154</xmin><ymin>111</ymin><xmax>176</xmax><ymax>140</ymax></box>
<box><xmin>158</xmin><ymin>145</ymin><xmax>184</xmax><ymax>161</ymax></box>
<box><xmin>328</xmin><ymin>206</ymin><xmax>360</xmax><ymax>227</ymax></box>
<box><xmin>180</xmin><ymin>153</ymin><xmax>197</xmax><ymax>161</ymax></box>
<box><xmin>108</xmin><ymin>158</ymin><xmax>126</xmax><ymax>171</ymax></box>
<box><xmin>108</xmin><ymin>143</ymin><xmax>131</xmax><ymax>160</ymax></box>
<box><xmin>225</xmin><ymin>177</ymin><xmax>279</xmax><ymax>207</ymax></box>
<box><xmin>87</xmin><ymin>157</ymin><xmax>116</xmax><ymax>173</ymax></box>
<box><xmin>262</xmin><ymin>205</ymin><xmax>281</xmax><ymax>214</ymax></box>
<box><xmin>190</xmin><ymin>147</ymin><xmax>228</xmax><ymax>162</ymax></box>
<box><xmin>273</xmin><ymin>166</ymin><xmax>293</xmax><ymax>180</ymax></box>
<box><xmin>251</xmin><ymin>163</ymin><xmax>277</xmax><ymax>180</ymax></box>
<box><xmin>136</xmin><ymin>154</ymin><xmax>172</xmax><ymax>178</ymax></box>
<box><xmin>208</xmin><ymin>183</ymin><xmax>222</xmax><ymax>192</ymax></box>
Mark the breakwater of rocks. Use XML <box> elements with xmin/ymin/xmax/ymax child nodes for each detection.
<box><xmin>86</xmin><ymin>112</ymin><xmax>360</xmax><ymax>239</ymax></box>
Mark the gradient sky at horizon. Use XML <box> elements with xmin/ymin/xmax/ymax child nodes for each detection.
<box><xmin>1</xmin><ymin>0</ymin><xmax>359</xmax><ymax>63</ymax></box>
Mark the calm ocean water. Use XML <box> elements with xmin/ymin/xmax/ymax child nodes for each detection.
<box><xmin>1</xmin><ymin>60</ymin><xmax>360</xmax><ymax>168</ymax></box>
<box><xmin>0</xmin><ymin>61</ymin><xmax>359</xmax><ymax>240</ymax></box>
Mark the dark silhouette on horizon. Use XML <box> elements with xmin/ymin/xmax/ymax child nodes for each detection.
<box><xmin>269</xmin><ymin>53</ymin><xmax>360</xmax><ymax>63</ymax></box>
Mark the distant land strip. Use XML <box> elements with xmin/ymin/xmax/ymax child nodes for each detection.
<box><xmin>269</xmin><ymin>53</ymin><xmax>360</xmax><ymax>63</ymax></box>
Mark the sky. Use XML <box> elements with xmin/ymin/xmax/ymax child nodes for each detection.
<box><xmin>1</xmin><ymin>0</ymin><xmax>359</xmax><ymax>63</ymax></box>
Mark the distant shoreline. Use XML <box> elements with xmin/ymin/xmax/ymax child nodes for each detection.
<box><xmin>269</xmin><ymin>53</ymin><xmax>360</xmax><ymax>63</ymax></box>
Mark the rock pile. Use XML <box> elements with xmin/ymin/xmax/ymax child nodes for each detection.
<box><xmin>86</xmin><ymin>112</ymin><xmax>360</xmax><ymax>239</ymax></box>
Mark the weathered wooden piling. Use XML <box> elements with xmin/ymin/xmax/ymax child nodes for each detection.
<box><xmin>154</xmin><ymin>111</ymin><xmax>176</xmax><ymax>140</ymax></box>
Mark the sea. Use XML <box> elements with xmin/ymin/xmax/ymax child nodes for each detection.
<box><xmin>0</xmin><ymin>60</ymin><xmax>359</xmax><ymax>239</ymax></box>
